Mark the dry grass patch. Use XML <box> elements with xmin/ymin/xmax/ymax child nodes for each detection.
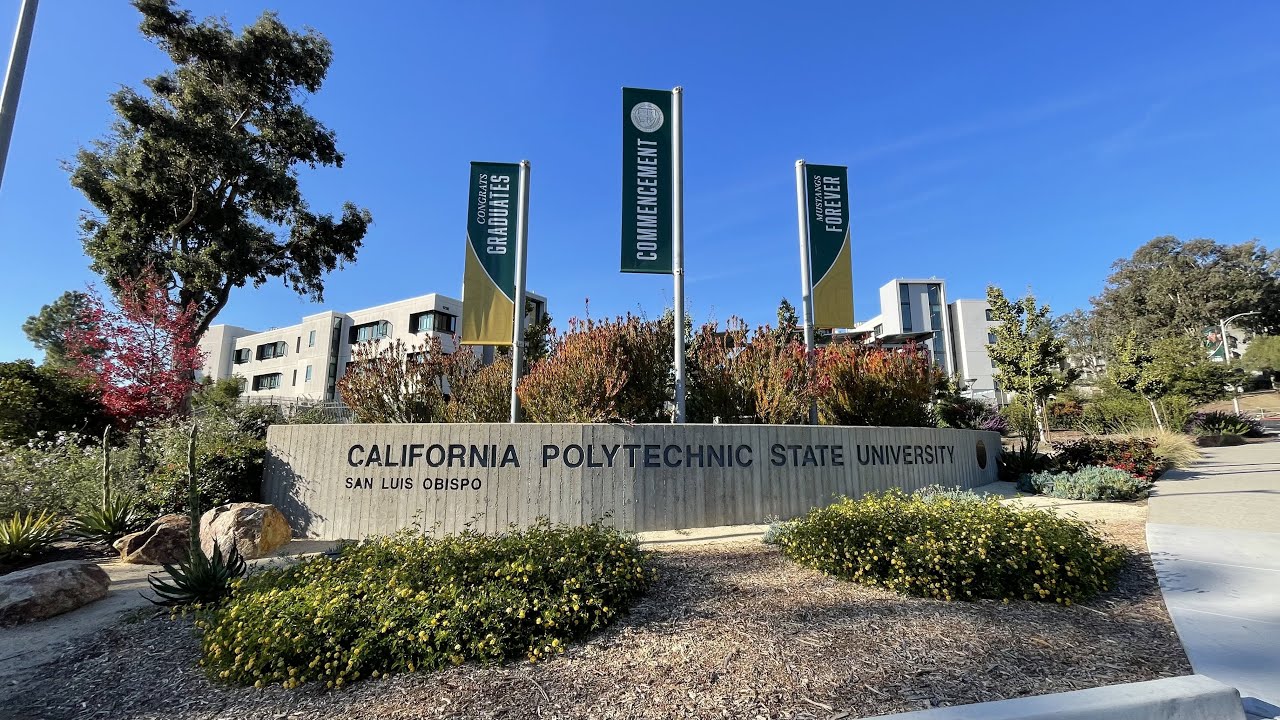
<box><xmin>1</xmin><ymin>518</ymin><xmax>1188</xmax><ymax>720</ymax></box>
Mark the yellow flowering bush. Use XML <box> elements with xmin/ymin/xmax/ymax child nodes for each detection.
<box><xmin>196</xmin><ymin>521</ymin><xmax>654</xmax><ymax>688</ymax></box>
<box><xmin>776</xmin><ymin>490</ymin><xmax>1126</xmax><ymax>604</ymax></box>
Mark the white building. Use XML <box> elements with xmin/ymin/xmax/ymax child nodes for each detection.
<box><xmin>946</xmin><ymin>298</ymin><xmax>1001</xmax><ymax>403</ymax></box>
<box><xmin>198</xmin><ymin>292</ymin><xmax>547</xmax><ymax>402</ymax></box>
<box><xmin>835</xmin><ymin>278</ymin><xmax>1000</xmax><ymax>402</ymax></box>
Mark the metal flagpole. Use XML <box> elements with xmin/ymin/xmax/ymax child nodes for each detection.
<box><xmin>794</xmin><ymin>160</ymin><xmax>818</xmax><ymax>424</ymax></box>
<box><xmin>671</xmin><ymin>87</ymin><xmax>687</xmax><ymax>423</ymax></box>
<box><xmin>0</xmin><ymin>0</ymin><xmax>39</xmax><ymax>191</ymax></box>
<box><xmin>509</xmin><ymin>160</ymin><xmax>531</xmax><ymax>423</ymax></box>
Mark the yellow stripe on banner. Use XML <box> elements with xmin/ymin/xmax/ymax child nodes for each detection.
<box><xmin>813</xmin><ymin>230</ymin><xmax>853</xmax><ymax>328</ymax></box>
<box><xmin>460</xmin><ymin>238</ymin><xmax>515</xmax><ymax>346</ymax></box>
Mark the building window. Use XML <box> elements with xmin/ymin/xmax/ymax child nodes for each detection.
<box><xmin>927</xmin><ymin>284</ymin><xmax>943</xmax><ymax>332</ymax></box>
<box><xmin>985</xmin><ymin>308</ymin><xmax>994</xmax><ymax>322</ymax></box>
<box><xmin>296</xmin><ymin>336</ymin><xmax>301</xmax><ymax>354</ymax></box>
<box><xmin>257</xmin><ymin>341</ymin><xmax>287</xmax><ymax>360</ymax></box>
<box><xmin>988</xmin><ymin>332</ymin><xmax>997</xmax><ymax>344</ymax></box>
<box><xmin>899</xmin><ymin>284</ymin><xmax>913</xmax><ymax>333</ymax></box>
<box><xmin>252</xmin><ymin>373</ymin><xmax>282</xmax><ymax>391</ymax></box>
<box><xmin>410</xmin><ymin>311</ymin><xmax>457</xmax><ymax>335</ymax></box>
<box><xmin>304</xmin><ymin>365</ymin><xmax>312</xmax><ymax>382</ymax></box>
<box><xmin>873</xmin><ymin>323</ymin><xmax>883</xmax><ymax>338</ymax></box>
<box><xmin>292</xmin><ymin>369</ymin><xmax>297</xmax><ymax>386</ymax></box>
<box><xmin>308</xmin><ymin>329</ymin><xmax>316</xmax><ymax>347</ymax></box>
<box><xmin>326</xmin><ymin>317</ymin><xmax>342</xmax><ymax>401</ymax></box>
<box><xmin>406</xmin><ymin>351</ymin><xmax>426</xmax><ymax>365</ymax></box>
<box><xmin>350</xmin><ymin>320</ymin><xmax>391</xmax><ymax>344</ymax></box>
<box><xmin>233</xmin><ymin>348</ymin><xmax>251</xmax><ymax>364</ymax></box>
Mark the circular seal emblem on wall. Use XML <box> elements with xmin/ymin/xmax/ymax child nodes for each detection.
<box><xmin>975</xmin><ymin>439</ymin><xmax>988</xmax><ymax>470</ymax></box>
<box><xmin>630</xmin><ymin>102</ymin><xmax>664</xmax><ymax>133</ymax></box>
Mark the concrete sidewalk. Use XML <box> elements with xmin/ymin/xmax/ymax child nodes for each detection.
<box><xmin>1147</xmin><ymin>440</ymin><xmax>1280</xmax><ymax>719</ymax></box>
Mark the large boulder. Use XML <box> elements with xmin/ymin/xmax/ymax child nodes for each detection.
<box><xmin>200</xmin><ymin>503</ymin><xmax>291</xmax><ymax>560</ymax></box>
<box><xmin>113</xmin><ymin>514</ymin><xmax>191</xmax><ymax>565</ymax></box>
<box><xmin>0</xmin><ymin>561</ymin><xmax>110</xmax><ymax>625</ymax></box>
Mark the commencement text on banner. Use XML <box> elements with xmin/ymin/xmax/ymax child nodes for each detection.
<box><xmin>621</xmin><ymin>88</ymin><xmax>673</xmax><ymax>274</ymax></box>
<box><xmin>804</xmin><ymin>164</ymin><xmax>853</xmax><ymax>328</ymax></box>
<box><xmin>461</xmin><ymin>162</ymin><xmax>521</xmax><ymax>345</ymax></box>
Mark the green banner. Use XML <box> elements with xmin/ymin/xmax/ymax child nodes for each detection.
<box><xmin>804</xmin><ymin>164</ymin><xmax>853</xmax><ymax>328</ymax></box>
<box><xmin>461</xmin><ymin>162</ymin><xmax>521</xmax><ymax>346</ymax></box>
<box><xmin>621</xmin><ymin>87</ymin><xmax>673</xmax><ymax>274</ymax></box>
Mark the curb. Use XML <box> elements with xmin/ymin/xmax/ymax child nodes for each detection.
<box><xmin>860</xmin><ymin>675</ymin><xmax>1245</xmax><ymax>720</ymax></box>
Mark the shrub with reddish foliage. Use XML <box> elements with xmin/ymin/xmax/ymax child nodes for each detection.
<box><xmin>1051</xmin><ymin>437</ymin><xmax>1163</xmax><ymax>481</ymax></box>
<box><xmin>338</xmin><ymin>338</ymin><xmax>511</xmax><ymax>424</ymax></box>
<box><xmin>65</xmin><ymin>276</ymin><xmax>203</xmax><ymax>427</ymax></box>
<box><xmin>517</xmin><ymin>315</ymin><xmax>671</xmax><ymax>423</ymax></box>
<box><xmin>338</xmin><ymin>338</ymin><xmax>452</xmax><ymax>423</ymax></box>
<box><xmin>687</xmin><ymin>319</ymin><xmax>811</xmax><ymax>424</ymax></box>
<box><xmin>811</xmin><ymin>342</ymin><xmax>940</xmax><ymax>427</ymax></box>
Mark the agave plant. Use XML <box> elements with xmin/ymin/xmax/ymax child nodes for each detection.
<box><xmin>73</xmin><ymin>495</ymin><xmax>145</xmax><ymax>544</ymax></box>
<box><xmin>148</xmin><ymin>539</ymin><xmax>247</xmax><ymax>606</ymax></box>
<box><xmin>0</xmin><ymin>511</ymin><xmax>63</xmax><ymax>563</ymax></box>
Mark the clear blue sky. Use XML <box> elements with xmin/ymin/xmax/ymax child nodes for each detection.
<box><xmin>2</xmin><ymin>1</ymin><xmax>1279</xmax><ymax>362</ymax></box>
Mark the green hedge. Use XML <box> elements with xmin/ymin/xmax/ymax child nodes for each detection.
<box><xmin>197</xmin><ymin>521</ymin><xmax>654</xmax><ymax>688</ymax></box>
<box><xmin>775</xmin><ymin>490</ymin><xmax>1125</xmax><ymax>604</ymax></box>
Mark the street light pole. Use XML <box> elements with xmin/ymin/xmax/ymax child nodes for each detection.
<box><xmin>0</xmin><ymin>0</ymin><xmax>39</xmax><ymax>191</ymax></box>
<box><xmin>1219</xmin><ymin>311</ymin><xmax>1260</xmax><ymax>414</ymax></box>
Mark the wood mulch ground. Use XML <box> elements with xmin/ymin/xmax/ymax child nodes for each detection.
<box><xmin>0</xmin><ymin>518</ymin><xmax>1189</xmax><ymax>720</ymax></box>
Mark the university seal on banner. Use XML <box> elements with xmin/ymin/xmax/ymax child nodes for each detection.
<box><xmin>630</xmin><ymin>102</ymin><xmax>664</xmax><ymax>132</ymax></box>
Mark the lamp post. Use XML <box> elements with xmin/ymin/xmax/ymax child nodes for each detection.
<box><xmin>1219</xmin><ymin>311</ymin><xmax>1260</xmax><ymax>414</ymax></box>
<box><xmin>0</xmin><ymin>0</ymin><xmax>39</xmax><ymax>191</ymax></box>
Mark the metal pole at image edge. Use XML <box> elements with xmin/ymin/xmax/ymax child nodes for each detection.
<box><xmin>0</xmin><ymin>0</ymin><xmax>39</xmax><ymax>191</ymax></box>
<box><xmin>508</xmin><ymin>160</ymin><xmax>531</xmax><ymax>423</ymax></box>
<box><xmin>672</xmin><ymin>87</ymin><xmax>687</xmax><ymax>423</ymax></box>
<box><xmin>794</xmin><ymin>160</ymin><xmax>818</xmax><ymax>425</ymax></box>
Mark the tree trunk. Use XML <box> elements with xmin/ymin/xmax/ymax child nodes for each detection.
<box><xmin>1146</xmin><ymin>398</ymin><xmax>1164</xmax><ymax>431</ymax></box>
<box><xmin>1037</xmin><ymin>398</ymin><xmax>1052</xmax><ymax>445</ymax></box>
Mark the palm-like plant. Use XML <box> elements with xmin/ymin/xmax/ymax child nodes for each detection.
<box><xmin>0</xmin><ymin>511</ymin><xmax>63</xmax><ymax>563</ymax></box>
<box><xmin>73</xmin><ymin>494</ymin><xmax>144</xmax><ymax>544</ymax></box>
<box><xmin>148</xmin><ymin>539</ymin><xmax>246</xmax><ymax>606</ymax></box>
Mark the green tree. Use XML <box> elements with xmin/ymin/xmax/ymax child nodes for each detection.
<box><xmin>1055</xmin><ymin>308</ymin><xmax>1106</xmax><ymax>382</ymax></box>
<box><xmin>22</xmin><ymin>291</ymin><xmax>97</xmax><ymax>367</ymax></box>
<box><xmin>773</xmin><ymin>298</ymin><xmax>800</xmax><ymax>346</ymax></box>
<box><xmin>986</xmin><ymin>286</ymin><xmax>1077</xmax><ymax>444</ymax></box>
<box><xmin>192</xmin><ymin>377</ymin><xmax>243</xmax><ymax>414</ymax></box>
<box><xmin>1109</xmin><ymin>333</ymin><xmax>1169</xmax><ymax>429</ymax></box>
<box><xmin>0</xmin><ymin>360</ymin><xmax>109</xmax><ymax>443</ymax></box>
<box><xmin>501</xmin><ymin>300</ymin><xmax>553</xmax><ymax>369</ymax></box>
<box><xmin>523</xmin><ymin>303</ymin><xmax>554</xmax><ymax>368</ymax></box>
<box><xmin>1092</xmin><ymin>236</ymin><xmax>1280</xmax><ymax>346</ymax></box>
<box><xmin>68</xmin><ymin>0</ymin><xmax>371</xmax><ymax>346</ymax></box>
<box><xmin>1243</xmin><ymin>335</ymin><xmax>1280</xmax><ymax>387</ymax></box>
<box><xmin>1148</xmin><ymin>336</ymin><xmax>1229</xmax><ymax>403</ymax></box>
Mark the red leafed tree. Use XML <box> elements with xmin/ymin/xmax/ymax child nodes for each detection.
<box><xmin>66</xmin><ymin>274</ymin><xmax>204</xmax><ymax>427</ymax></box>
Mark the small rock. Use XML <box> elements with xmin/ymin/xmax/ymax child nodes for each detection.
<box><xmin>199</xmin><ymin>503</ymin><xmax>291</xmax><ymax>560</ymax></box>
<box><xmin>114</xmin><ymin>514</ymin><xmax>191</xmax><ymax>565</ymax></box>
<box><xmin>0</xmin><ymin>560</ymin><xmax>110</xmax><ymax>625</ymax></box>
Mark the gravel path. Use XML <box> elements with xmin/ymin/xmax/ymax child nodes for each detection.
<box><xmin>0</xmin><ymin>516</ymin><xmax>1188</xmax><ymax>720</ymax></box>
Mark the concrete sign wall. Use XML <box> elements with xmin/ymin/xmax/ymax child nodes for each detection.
<box><xmin>263</xmin><ymin>423</ymin><xmax>1001</xmax><ymax>539</ymax></box>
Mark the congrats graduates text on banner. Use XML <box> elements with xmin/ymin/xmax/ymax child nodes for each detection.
<box><xmin>461</xmin><ymin>162</ymin><xmax>521</xmax><ymax>345</ymax></box>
